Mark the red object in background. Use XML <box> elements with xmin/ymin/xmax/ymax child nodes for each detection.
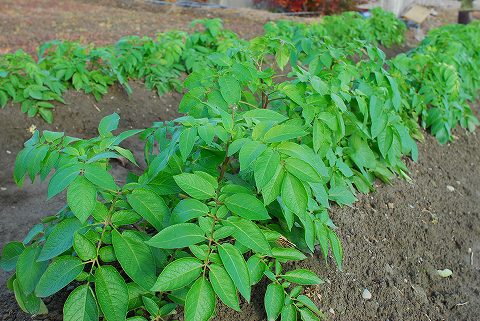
<box><xmin>256</xmin><ymin>0</ymin><xmax>354</xmax><ymax>13</ymax></box>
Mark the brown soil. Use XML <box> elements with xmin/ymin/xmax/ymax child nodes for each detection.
<box><xmin>1</xmin><ymin>1</ymin><xmax>479</xmax><ymax>321</ymax></box>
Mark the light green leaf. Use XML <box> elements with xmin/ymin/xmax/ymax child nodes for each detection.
<box><xmin>98</xmin><ymin>113</ymin><xmax>120</xmax><ymax>136</ymax></box>
<box><xmin>173</xmin><ymin>172</ymin><xmax>216</xmax><ymax>200</ymax></box>
<box><xmin>282</xmin><ymin>269</ymin><xmax>323</xmax><ymax>285</ymax></box>
<box><xmin>254</xmin><ymin>148</ymin><xmax>281</xmax><ymax>190</ymax></box>
<box><xmin>243</xmin><ymin>109</ymin><xmax>287</xmax><ymax>123</ymax></box>
<box><xmin>84</xmin><ymin>163</ymin><xmax>117</xmax><ymax>191</ymax></box>
<box><xmin>239</xmin><ymin>140</ymin><xmax>267</xmax><ymax>172</ymax></box>
<box><xmin>151</xmin><ymin>257</ymin><xmax>203</xmax><ymax>291</ymax></box>
<box><xmin>209</xmin><ymin>264</ymin><xmax>240</xmax><ymax>311</ymax></box>
<box><xmin>95</xmin><ymin>265</ymin><xmax>128</xmax><ymax>321</ymax></box>
<box><xmin>35</xmin><ymin>256</ymin><xmax>84</xmax><ymax>297</ymax></box>
<box><xmin>331</xmin><ymin>93</ymin><xmax>347</xmax><ymax>112</ymax></box>
<box><xmin>179</xmin><ymin>127</ymin><xmax>198</xmax><ymax>162</ymax></box>
<box><xmin>263</xmin><ymin>124</ymin><xmax>307</xmax><ymax>143</ymax></box>
<box><xmin>281</xmin><ymin>304</ymin><xmax>297</xmax><ymax>321</ymax></box>
<box><xmin>127</xmin><ymin>189</ymin><xmax>169</xmax><ymax>231</ymax></box>
<box><xmin>67</xmin><ymin>176</ymin><xmax>97</xmax><ymax>223</ymax></box>
<box><xmin>63</xmin><ymin>285</ymin><xmax>99</xmax><ymax>321</ymax></box>
<box><xmin>171</xmin><ymin>199</ymin><xmax>209</xmax><ymax>224</ymax></box>
<box><xmin>219</xmin><ymin>75</ymin><xmax>241</xmax><ymax>106</ymax></box>
<box><xmin>246</xmin><ymin>255</ymin><xmax>266</xmax><ymax>285</ymax></box>
<box><xmin>185</xmin><ymin>277</ymin><xmax>216</xmax><ymax>321</ymax></box>
<box><xmin>262</xmin><ymin>165</ymin><xmax>285</xmax><ymax>205</ymax></box>
<box><xmin>226</xmin><ymin>217</ymin><xmax>271</xmax><ymax>254</ymax></box>
<box><xmin>112</xmin><ymin>230</ymin><xmax>156</xmax><ymax>290</ymax></box>
<box><xmin>284</xmin><ymin>157</ymin><xmax>321</xmax><ymax>183</ymax></box>
<box><xmin>265</xmin><ymin>283</ymin><xmax>284</xmax><ymax>321</ymax></box>
<box><xmin>224</xmin><ymin>193</ymin><xmax>270</xmax><ymax>221</ymax></box>
<box><xmin>73</xmin><ymin>233</ymin><xmax>97</xmax><ymax>261</ymax></box>
<box><xmin>48</xmin><ymin>164</ymin><xmax>81</xmax><ymax>199</ymax></box>
<box><xmin>281</xmin><ymin>173</ymin><xmax>307</xmax><ymax>215</ymax></box>
<box><xmin>328</xmin><ymin>185</ymin><xmax>356</xmax><ymax>206</ymax></box>
<box><xmin>271</xmin><ymin>247</ymin><xmax>306</xmax><ymax>261</ymax></box>
<box><xmin>218</xmin><ymin>243</ymin><xmax>251</xmax><ymax>302</ymax></box>
<box><xmin>147</xmin><ymin>223</ymin><xmax>206</xmax><ymax>249</ymax></box>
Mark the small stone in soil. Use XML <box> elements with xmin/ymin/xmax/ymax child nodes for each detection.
<box><xmin>362</xmin><ymin>288</ymin><xmax>372</xmax><ymax>300</ymax></box>
<box><xmin>446</xmin><ymin>185</ymin><xmax>455</xmax><ymax>192</ymax></box>
<box><xmin>388</xmin><ymin>202</ymin><xmax>394</xmax><ymax>209</ymax></box>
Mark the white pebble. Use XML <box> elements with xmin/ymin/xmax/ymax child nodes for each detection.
<box><xmin>362</xmin><ymin>288</ymin><xmax>372</xmax><ymax>300</ymax></box>
<box><xmin>6</xmin><ymin>150</ymin><xmax>11</xmax><ymax>154</ymax></box>
<box><xmin>0</xmin><ymin>187</ymin><xmax>6</xmax><ymax>191</ymax></box>
<box><xmin>446</xmin><ymin>185</ymin><xmax>455</xmax><ymax>192</ymax></box>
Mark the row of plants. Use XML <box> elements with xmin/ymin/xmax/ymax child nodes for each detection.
<box><xmin>0</xmin><ymin>8</ymin><xmax>404</xmax><ymax>123</ymax></box>
<box><xmin>1</xmin><ymin>14</ymin><xmax>480</xmax><ymax>321</ymax></box>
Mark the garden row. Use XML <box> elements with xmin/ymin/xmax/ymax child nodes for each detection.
<box><xmin>1</xmin><ymin>9</ymin><xmax>480</xmax><ymax>321</ymax></box>
<box><xmin>0</xmin><ymin>8</ymin><xmax>405</xmax><ymax>123</ymax></box>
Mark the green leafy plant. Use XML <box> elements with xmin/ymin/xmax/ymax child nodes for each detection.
<box><xmin>1</xmin><ymin>12</ymin><xmax>480</xmax><ymax>321</ymax></box>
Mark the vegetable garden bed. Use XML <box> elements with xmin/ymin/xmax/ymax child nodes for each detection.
<box><xmin>0</xmin><ymin>1</ymin><xmax>479</xmax><ymax>321</ymax></box>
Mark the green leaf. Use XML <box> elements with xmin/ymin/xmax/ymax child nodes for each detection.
<box><xmin>0</xmin><ymin>241</ymin><xmax>25</xmax><ymax>271</ymax></box>
<box><xmin>48</xmin><ymin>164</ymin><xmax>81</xmax><ymax>199</ymax></box>
<box><xmin>299</xmin><ymin>307</ymin><xmax>320</xmax><ymax>321</ymax></box>
<box><xmin>254</xmin><ymin>148</ymin><xmax>281</xmax><ymax>190</ymax></box>
<box><xmin>284</xmin><ymin>157</ymin><xmax>321</xmax><ymax>183</ymax></box>
<box><xmin>281</xmin><ymin>173</ymin><xmax>307</xmax><ymax>216</ymax></box>
<box><xmin>297</xmin><ymin>295</ymin><xmax>324</xmax><ymax>318</ymax></box>
<box><xmin>173</xmin><ymin>172</ymin><xmax>216</xmax><ymax>200</ymax></box>
<box><xmin>38</xmin><ymin>217</ymin><xmax>82</xmax><ymax>262</ymax></box>
<box><xmin>147</xmin><ymin>223</ymin><xmax>205</xmax><ymax>249</ymax></box>
<box><xmin>328</xmin><ymin>185</ymin><xmax>356</xmax><ymax>205</ymax></box>
<box><xmin>84</xmin><ymin>164</ymin><xmax>117</xmax><ymax>191</ymax></box>
<box><xmin>271</xmin><ymin>247</ymin><xmax>306</xmax><ymax>261</ymax></box>
<box><xmin>127</xmin><ymin>189</ymin><xmax>169</xmax><ymax>231</ymax></box>
<box><xmin>16</xmin><ymin>246</ymin><xmax>48</xmax><ymax>294</ymax></box>
<box><xmin>67</xmin><ymin>176</ymin><xmax>97</xmax><ymax>223</ymax></box>
<box><xmin>281</xmin><ymin>304</ymin><xmax>297</xmax><ymax>321</ymax></box>
<box><xmin>243</xmin><ymin>109</ymin><xmax>288</xmax><ymax>123</ymax></box>
<box><xmin>282</xmin><ymin>269</ymin><xmax>323</xmax><ymax>285</ymax></box>
<box><xmin>264</xmin><ymin>124</ymin><xmax>307</xmax><ymax>143</ymax></box>
<box><xmin>151</xmin><ymin>257</ymin><xmax>203</xmax><ymax>291</ymax></box>
<box><xmin>328</xmin><ymin>230</ymin><xmax>343</xmax><ymax>270</ymax></box>
<box><xmin>247</xmin><ymin>255</ymin><xmax>266</xmax><ymax>285</ymax></box>
<box><xmin>63</xmin><ymin>284</ymin><xmax>99</xmax><ymax>321</ymax></box>
<box><xmin>171</xmin><ymin>199</ymin><xmax>209</xmax><ymax>224</ymax></box>
<box><xmin>112</xmin><ymin>230</ymin><xmax>156</xmax><ymax>290</ymax></box>
<box><xmin>275</xmin><ymin>45</ymin><xmax>290</xmax><ymax>70</ymax></box>
<box><xmin>262</xmin><ymin>165</ymin><xmax>285</xmax><ymax>205</ymax></box>
<box><xmin>13</xmin><ymin>279</ymin><xmax>45</xmax><ymax>314</ymax></box>
<box><xmin>179</xmin><ymin>127</ymin><xmax>197</xmax><ymax>161</ymax></box>
<box><xmin>209</xmin><ymin>264</ymin><xmax>240</xmax><ymax>311</ymax></box>
<box><xmin>185</xmin><ymin>277</ymin><xmax>216</xmax><ymax>321</ymax></box>
<box><xmin>265</xmin><ymin>283</ymin><xmax>284</xmax><ymax>321</ymax></box>
<box><xmin>35</xmin><ymin>256</ymin><xmax>84</xmax><ymax>297</ymax></box>
<box><xmin>73</xmin><ymin>232</ymin><xmax>97</xmax><ymax>261</ymax></box>
<box><xmin>95</xmin><ymin>265</ymin><xmax>128</xmax><ymax>321</ymax></box>
<box><xmin>239</xmin><ymin>140</ymin><xmax>267</xmax><ymax>172</ymax></box>
<box><xmin>331</xmin><ymin>93</ymin><xmax>347</xmax><ymax>112</ymax></box>
<box><xmin>219</xmin><ymin>75</ymin><xmax>241</xmax><ymax>106</ymax></box>
<box><xmin>226</xmin><ymin>217</ymin><xmax>271</xmax><ymax>254</ymax></box>
<box><xmin>218</xmin><ymin>243</ymin><xmax>251</xmax><ymax>302</ymax></box>
<box><xmin>98</xmin><ymin>113</ymin><xmax>120</xmax><ymax>136</ymax></box>
<box><xmin>224</xmin><ymin>193</ymin><xmax>270</xmax><ymax>221</ymax></box>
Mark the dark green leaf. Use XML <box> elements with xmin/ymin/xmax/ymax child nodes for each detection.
<box><xmin>35</xmin><ymin>256</ymin><xmax>83</xmax><ymax>297</ymax></box>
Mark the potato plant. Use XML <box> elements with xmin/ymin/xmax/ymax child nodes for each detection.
<box><xmin>0</xmin><ymin>9</ymin><xmax>406</xmax><ymax>123</ymax></box>
<box><xmin>1</xmin><ymin>10</ymin><xmax>480</xmax><ymax>321</ymax></box>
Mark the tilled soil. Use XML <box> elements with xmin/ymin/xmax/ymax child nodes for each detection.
<box><xmin>0</xmin><ymin>1</ymin><xmax>479</xmax><ymax>320</ymax></box>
